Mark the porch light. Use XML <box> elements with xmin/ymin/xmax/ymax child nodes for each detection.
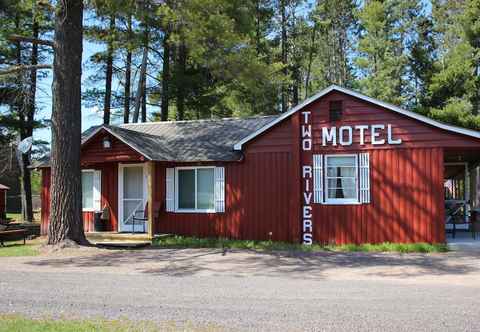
<box><xmin>103</xmin><ymin>137</ymin><xmax>111</xmax><ymax>149</ymax></box>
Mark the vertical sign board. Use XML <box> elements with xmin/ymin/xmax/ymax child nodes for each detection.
<box><xmin>301</xmin><ymin>111</ymin><xmax>313</xmax><ymax>245</ymax></box>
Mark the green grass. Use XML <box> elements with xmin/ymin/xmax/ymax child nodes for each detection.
<box><xmin>153</xmin><ymin>235</ymin><xmax>448</xmax><ymax>253</ymax></box>
<box><xmin>5</xmin><ymin>212</ymin><xmax>41</xmax><ymax>222</ymax></box>
<box><xmin>0</xmin><ymin>242</ymin><xmax>39</xmax><ymax>257</ymax></box>
<box><xmin>0</xmin><ymin>315</ymin><xmax>157</xmax><ymax>332</ymax></box>
<box><xmin>5</xmin><ymin>213</ymin><xmax>22</xmax><ymax>222</ymax></box>
<box><xmin>0</xmin><ymin>315</ymin><xmax>220</xmax><ymax>332</ymax></box>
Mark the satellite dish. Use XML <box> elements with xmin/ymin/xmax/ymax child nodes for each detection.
<box><xmin>17</xmin><ymin>137</ymin><xmax>33</xmax><ymax>154</ymax></box>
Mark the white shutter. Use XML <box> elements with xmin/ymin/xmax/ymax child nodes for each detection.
<box><xmin>359</xmin><ymin>153</ymin><xmax>370</xmax><ymax>204</ymax></box>
<box><xmin>214</xmin><ymin>167</ymin><xmax>225</xmax><ymax>212</ymax></box>
<box><xmin>313</xmin><ymin>154</ymin><xmax>323</xmax><ymax>203</ymax></box>
<box><xmin>93</xmin><ymin>170</ymin><xmax>102</xmax><ymax>211</ymax></box>
<box><xmin>166</xmin><ymin>168</ymin><xmax>175</xmax><ymax>212</ymax></box>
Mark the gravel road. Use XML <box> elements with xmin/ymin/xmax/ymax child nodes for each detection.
<box><xmin>1</xmin><ymin>247</ymin><xmax>480</xmax><ymax>331</ymax></box>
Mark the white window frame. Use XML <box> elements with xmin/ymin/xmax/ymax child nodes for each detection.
<box><xmin>82</xmin><ymin>169</ymin><xmax>97</xmax><ymax>212</ymax></box>
<box><xmin>324</xmin><ymin>154</ymin><xmax>360</xmax><ymax>205</ymax></box>
<box><xmin>175</xmin><ymin>166</ymin><xmax>216</xmax><ymax>213</ymax></box>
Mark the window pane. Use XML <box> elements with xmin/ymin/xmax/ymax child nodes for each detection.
<box><xmin>327</xmin><ymin>166</ymin><xmax>356</xmax><ymax>177</ymax></box>
<box><xmin>327</xmin><ymin>156</ymin><xmax>355</xmax><ymax>167</ymax></box>
<box><xmin>124</xmin><ymin>167</ymin><xmax>143</xmax><ymax>199</ymax></box>
<box><xmin>327</xmin><ymin>178</ymin><xmax>355</xmax><ymax>189</ymax></box>
<box><xmin>82</xmin><ymin>172</ymin><xmax>94</xmax><ymax>209</ymax></box>
<box><xmin>197</xmin><ymin>168</ymin><xmax>214</xmax><ymax>210</ymax></box>
<box><xmin>178</xmin><ymin>169</ymin><xmax>195</xmax><ymax>209</ymax></box>
<box><xmin>326</xmin><ymin>156</ymin><xmax>357</xmax><ymax>200</ymax></box>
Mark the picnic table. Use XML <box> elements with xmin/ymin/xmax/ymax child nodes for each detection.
<box><xmin>0</xmin><ymin>222</ymin><xmax>28</xmax><ymax>246</ymax></box>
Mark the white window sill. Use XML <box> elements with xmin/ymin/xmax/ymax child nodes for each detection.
<box><xmin>174</xmin><ymin>209</ymin><xmax>216</xmax><ymax>214</ymax></box>
<box><xmin>323</xmin><ymin>200</ymin><xmax>361</xmax><ymax>205</ymax></box>
<box><xmin>82</xmin><ymin>208</ymin><xmax>97</xmax><ymax>212</ymax></box>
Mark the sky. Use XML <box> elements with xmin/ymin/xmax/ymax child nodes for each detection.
<box><xmin>35</xmin><ymin>40</ymin><xmax>110</xmax><ymax>144</ymax></box>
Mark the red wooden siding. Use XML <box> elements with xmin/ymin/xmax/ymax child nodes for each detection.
<box><xmin>155</xmin><ymin>151</ymin><xmax>294</xmax><ymax>241</ymax></box>
<box><xmin>40</xmin><ymin>168</ymin><xmax>51</xmax><ymax>235</ymax></box>
<box><xmin>292</xmin><ymin>91</ymin><xmax>456</xmax><ymax>244</ymax></box>
<box><xmin>309</xmin><ymin>91</ymin><xmax>480</xmax><ymax>150</ymax></box>
<box><xmin>81</xmin><ymin>130</ymin><xmax>144</xmax><ymax>164</ymax></box>
<box><xmin>245</xmin><ymin>117</ymin><xmax>294</xmax><ymax>153</ymax></box>
<box><xmin>40</xmin><ymin>163</ymin><xmax>118</xmax><ymax>235</ymax></box>
<box><xmin>310</xmin><ymin>148</ymin><xmax>445</xmax><ymax>244</ymax></box>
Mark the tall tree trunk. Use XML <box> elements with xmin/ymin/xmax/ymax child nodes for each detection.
<box><xmin>48</xmin><ymin>0</ymin><xmax>87</xmax><ymax>245</ymax></box>
<box><xmin>280</xmin><ymin>0</ymin><xmax>288</xmax><ymax>113</ymax></box>
<box><xmin>132</xmin><ymin>28</ymin><xmax>149</xmax><ymax>123</ymax></box>
<box><xmin>123</xmin><ymin>14</ymin><xmax>132</xmax><ymax>123</ymax></box>
<box><xmin>305</xmin><ymin>22</ymin><xmax>317</xmax><ymax>99</ymax></box>
<box><xmin>160</xmin><ymin>28</ymin><xmax>170</xmax><ymax>121</ymax></box>
<box><xmin>21</xmin><ymin>5</ymin><xmax>38</xmax><ymax>223</ymax></box>
<box><xmin>176</xmin><ymin>41</ymin><xmax>186</xmax><ymax>121</ymax></box>
<box><xmin>103</xmin><ymin>15</ymin><xmax>115</xmax><ymax>125</ymax></box>
<box><xmin>14</xmin><ymin>14</ymin><xmax>27</xmax><ymax>223</ymax></box>
<box><xmin>141</xmin><ymin>84</ymin><xmax>147</xmax><ymax>122</ymax></box>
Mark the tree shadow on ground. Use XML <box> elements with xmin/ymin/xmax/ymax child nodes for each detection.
<box><xmin>24</xmin><ymin>246</ymin><xmax>480</xmax><ymax>279</ymax></box>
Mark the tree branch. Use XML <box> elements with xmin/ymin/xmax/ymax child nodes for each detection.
<box><xmin>0</xmin><ymin>64</ymin><xmax>52</xmax><ymax>76</ymax></box>
<box><xmin>9</xmin><ymin>35</ymin><xmax>54</xmax><ymax>48</ymax></box>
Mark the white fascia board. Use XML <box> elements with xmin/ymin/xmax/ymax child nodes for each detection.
<box><xmin>233</xmin><ymin>85</ymin><xmax>480</xmax><ymax>150</ymax></box>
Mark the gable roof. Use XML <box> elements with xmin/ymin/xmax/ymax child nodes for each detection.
<box><xmin>32</xmin><ymin>116</ymin><xmax>278</xmax><ymax>168</ymax></box>
<box><xmin>233</xmin><ymin>85</ymin><xmax>480</xmax><ymax>150</ymax></box>
<box><xmin>81</xmin><ymin>115</ymin><xmax>279</xmax><ymax>163</ymax></box>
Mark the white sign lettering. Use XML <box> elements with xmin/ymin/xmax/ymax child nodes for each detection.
<box><xmin>301</xmin><ymin>112</ymin><xmax>312</xmax><ymax>151</ymax></box>
<box><xmin>321</xmin><ymin>124</ymin><xmax>402</xmax><ymax>146</ymax></box>
<box><xmin>301</xmin><ymin>113</ymin><xmax>313</xmax><ymax>245</ymax></box>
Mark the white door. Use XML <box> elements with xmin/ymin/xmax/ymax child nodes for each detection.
<box><xmin>119</xmin><ymin>164</ymin><xmax>147</xmax><ymax>233</ymax></box>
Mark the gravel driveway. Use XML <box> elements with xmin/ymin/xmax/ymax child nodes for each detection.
<box><xmin>1</xmin><ymin>247</ymin><xmax>480</xmax><ymax>331</ymax></box>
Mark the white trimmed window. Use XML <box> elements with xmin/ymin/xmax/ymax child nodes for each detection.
<box><xmin>167</xmin><ymin>166</ymin><xmax>225</xmax><ymax>213</ymax></box>
<box><xmin>314</xmin><ymin>153</ymin><xmax>370</xmax><ymax>205</ymax></box>
<box><xmin>82</xmin><ymin>170</ymin><xmax>101</xmax><ymax>211</ymax></box>
<box><xmin>325</xmin><ymin>155</ymin><xmax>358</xmax><ymax>204</ymax></box>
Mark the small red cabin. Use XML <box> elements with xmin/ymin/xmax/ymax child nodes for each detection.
<box><xmin>38</xmin><ymin>86</ymin><xmax>480</xmax><ymax>244</ymax></box>
<box><xmin>0</xmin><ymin>184</ymin><xmax>9</xmax><ymax>219</ymax></box>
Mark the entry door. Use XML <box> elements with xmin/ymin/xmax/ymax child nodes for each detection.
<box><xmin>119</xmin><ymin>164</ymin><xmax>147</xmax><ymax>233</ymax></box>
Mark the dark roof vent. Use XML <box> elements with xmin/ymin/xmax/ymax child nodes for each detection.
<box><xmin>329</xmin><ymin>100</ymin><xmax>343</xmax><ymax>122</ymax></box>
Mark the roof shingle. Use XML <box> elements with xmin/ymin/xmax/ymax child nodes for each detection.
<box><xmin>32</xmin><ymin>115</ymin><xmax>279</xmax><ymax>167</ymax></box>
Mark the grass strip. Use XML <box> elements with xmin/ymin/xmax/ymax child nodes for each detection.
<box><xmin>153</xmin><ymin>235</ymin><xmax>448</xmax><ymax>253</ymax></box>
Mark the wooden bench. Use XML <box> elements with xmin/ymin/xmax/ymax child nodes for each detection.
<box><xmin>0</xmin><ymin>224</ymin><xmax>28</xmax><ymax>246</ymax></box>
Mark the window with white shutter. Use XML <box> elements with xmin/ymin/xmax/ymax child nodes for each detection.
<box><xmin>166</xmin><ymin>168</ymin><xmax>175</xmax><ymax>212</ymax></box>
<box><xmin>170</xmin><ymin>166</ymin><xmax>221</xmax><ymax>213</ymax></box>
<box><xmin>359</xmin><ymin>152</ymin><xmax>370</xmax><ymax>204</ymax></box>
<box><xmin>215</xmin><ymin>167</ymin><xmax>225</xmax><ymax>212</ymax></box>
<box><xmin>313</xmin><ymin>154</ymin><xmax>323</xmax><ymax>203</ymax></box>
<box><xmin>313</xmin><ymin>153</ymin><xmax>371</xmax><ymax>205</ymax></box>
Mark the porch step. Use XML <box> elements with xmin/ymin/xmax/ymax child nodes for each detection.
<box><xmin>95</xmin><ymin>242</ymin><xmax>151</xmax><ymax>249</ymax></box>
<box><xmin>86</xmin><ymin>232</ymin><xmax>173</xmax><ymax>244</ymax></box>
<box><xmin>86</xmin><ymin>232</ymin><xmax>151</xmax><ymax>243</ymax></box>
